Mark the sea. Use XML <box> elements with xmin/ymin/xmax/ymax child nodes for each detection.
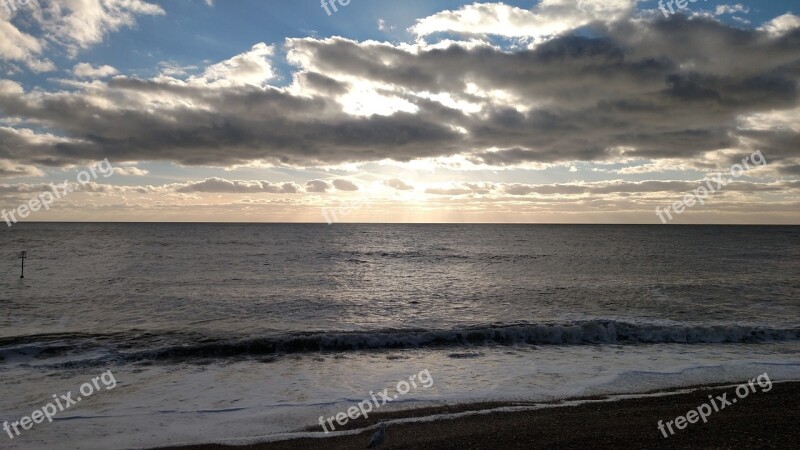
<box><xmin>1</xmin><ymin>224</ymin><xmax>799</xmax><ymax>449</ymax></box>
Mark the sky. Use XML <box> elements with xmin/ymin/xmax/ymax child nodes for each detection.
<box><xmin>0</xmin><ymin>0</ymin><xmax>798</xmax><ymax>224</ymax></box>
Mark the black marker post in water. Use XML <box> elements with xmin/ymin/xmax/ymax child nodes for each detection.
<box><xmin>19</xmin><ymin>251</ymin><xmax>26</xmax><ymax>279</ymax></box>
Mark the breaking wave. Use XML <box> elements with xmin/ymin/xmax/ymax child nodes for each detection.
<box><xmin>2</xmin><ymin>321</ymin><xmax>798</xmax><ymax>367</ymax></box>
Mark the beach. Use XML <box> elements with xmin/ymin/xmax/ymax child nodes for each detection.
<box><xmin>166</xmin><ymin>382</ymin><xmax>800</xmax><ymax>449</ymax></box>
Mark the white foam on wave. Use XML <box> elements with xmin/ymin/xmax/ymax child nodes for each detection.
<box><xmin>2</xmin><ymin>341</ymin><xmax>799</xmax><ymax>449</ymax></box>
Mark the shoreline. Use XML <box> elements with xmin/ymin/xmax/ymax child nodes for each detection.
<box><xmin>160</xmin><ymin>380</ymin><xmax>800</xmax><ymax>449</ymax></box>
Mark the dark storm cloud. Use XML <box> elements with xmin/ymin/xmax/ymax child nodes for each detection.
<box><xmin>294</xmin><ymin>71</ymin><xmax>350</xmax><ymax>96</ymax></box>
<box><xmin>0</xmin><ymin>14</ymin><xmax>798</xmax><ymax>168</ymax></box>
<box><xmin>0</xmin><ymin>78</ymin><xmax>464</xmax><ymax>166</ymax></box>
<box><xmin>289</xmin><ymin>19</ymin><xmax>799</xmax><ymax>164</ymax></box>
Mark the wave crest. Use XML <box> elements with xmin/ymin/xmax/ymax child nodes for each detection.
<box><xmin>138</xmin><ymin>321</ymin><xmax>800</xmax><ymax>360</ymax></box>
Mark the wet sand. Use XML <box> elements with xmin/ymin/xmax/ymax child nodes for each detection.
<box><xmin>163</xmin><ymin>381</ymin><xmax>800</xmax><ymax>449</ymax></box>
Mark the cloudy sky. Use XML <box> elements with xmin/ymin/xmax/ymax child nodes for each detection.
<box><xmin>1</xmin><ymin>0</ymin><xmax>798</xmax><ymax>224</ymax></box>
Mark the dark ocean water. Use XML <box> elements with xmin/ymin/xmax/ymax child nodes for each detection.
<box><xmin>2</xmin><ymin>224</ymin><xmax>799</xmax><ymax>362</ymax></box>
<box><xmin>1</xmin><ymin>224</ymin><xmax>799</xmax><ymax>448</ymax></box>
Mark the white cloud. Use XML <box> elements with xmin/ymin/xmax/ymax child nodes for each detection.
<box><xmin>715</xmin><ymin>4</ymin><xmax>749</xmax><ymax>16</ymax></box>
<box><xmin>0</xmin><ymin>160</ymin><xmax>45</xmax><ymax>178</ymax></box>
<box><xmin>377</xmin><ymin>19</ymin><xmax>395</xmax><ymax>32</ymax></box>
<box><xmin>189</xmin><ymin>43</ymin><xmax>276</xmax><ymax>87</ymax></box>
<box><xmin>0</xmin><ymin>14</ymin><xmax>55</xmax><ymax>72</ymax></box>
<box><xmin>730</xmin><ymin>16</ymin><xmax>751</xmax><ymax>25</ymax></box>
<box><xmin>43</xmin><ymin>0</ymin><xmax>165</xmax><ymax>56</ymax></box>
<box><xmin>177</xmin><ymin>177</ymin><xmax>301</xmax><ymax>194</ymax></box>
<box><xmin>758</xmin><ymin>13</ymin><xmax>800</xmax><ymax>37</ymax></box>
<box><xmin>615</xmin><ymin>161</ymin><xmax>691</xmax><ymax>175</ymax></box>
<box><xmin>425</xmin><ymin>182</ymin><xmax>495</xmax><ymax>195</ymax></box>
<box><xmin>410</xmin><ymin>0</ymin><xmax>634</xmax><ymax>41</ymax></box>
<box><xmin>113</xmin><ymin>166</ymin><xmax>149</xmax><ymax>176</ymax></box>
<box><xmin>157</xmin><ymin>61</ymin><xmax>199</xmax><ymax>77</ymax></box>
<box><xmin>0</xmin><ymin>0</ymin><xmax>163</xmax><ymax>71</ymax></box>
<box><xmin>73</xmin><ymin>62</ymin><xmax>118</xmax><ymax>78</ymax></box>
<box><xmin>0</xmin><ymin>79</ymin><xmax>24</xmax><ymax>95</ymax></box>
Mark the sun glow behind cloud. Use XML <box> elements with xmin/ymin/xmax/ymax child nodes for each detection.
<box><xmin>0</xmin><ymin>0</ymin><xmax>797</xmax><ymax>223</ymax></box>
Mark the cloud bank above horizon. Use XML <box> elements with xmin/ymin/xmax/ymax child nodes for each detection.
<box><xmin>0</xmin><ymin>0</ymin><xmax>798</xmax><ymax>223</ymax></box>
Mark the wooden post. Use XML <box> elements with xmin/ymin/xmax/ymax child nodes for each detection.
<box><xmin>19</xmin><ymin>251</ymin><xmax>26</xmax><ymax>279</ymax></box>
